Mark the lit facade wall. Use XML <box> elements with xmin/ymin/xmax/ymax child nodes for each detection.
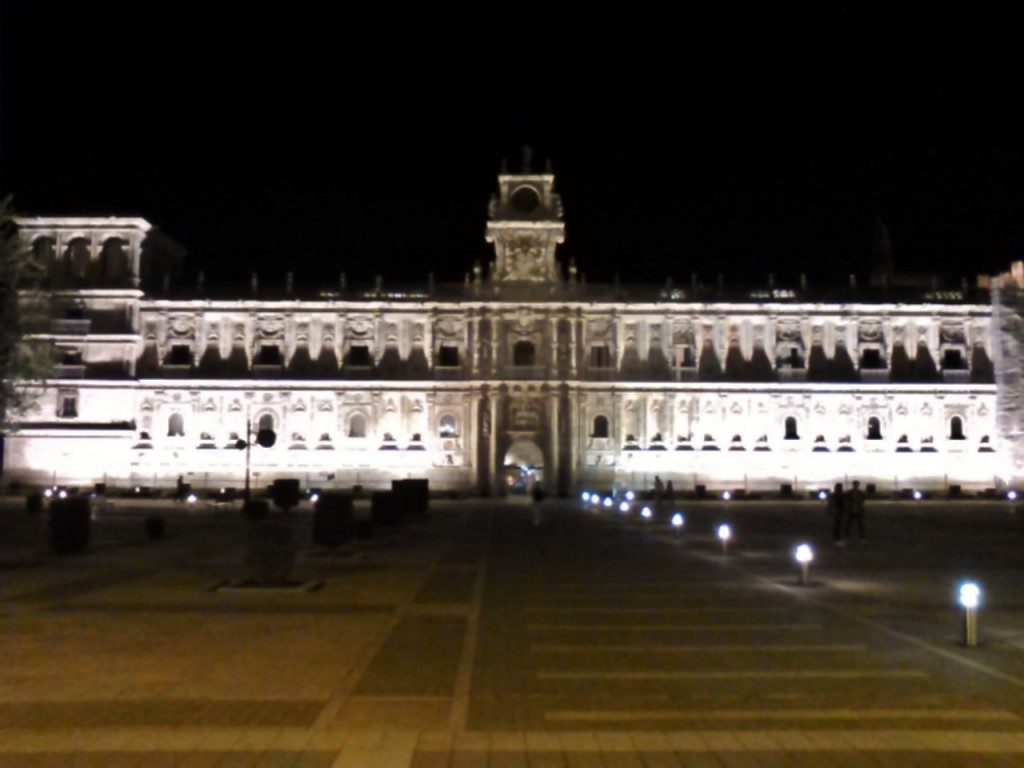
<box><xmin>5</xmin><ymin>174</ymin><xmax>1008</xmax><ymax>495</ymax></box>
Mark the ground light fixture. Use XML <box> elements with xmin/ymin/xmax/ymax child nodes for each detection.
<box><xmin>818</xmin><ymin>490</ymin><xmax>827</xmax><ymax>501</ymax></box>
<box><xmin>602</xmin><ymin>496</ymin><xmax>614</xmax><ymax>509</ymax></box>
<box><xmin>641</xmin><ymin>506</ymin><xmax>653</xmax><ymax>522</ymax></box>
<box><xmin>619</xmin><ymin>500</ymin><xmax>631</xmax><ymax>513</ymax></box>
<box><xmin>959</xmin><ymin>581</ymin><xmax>981</xmax><ymax>648</ymax></box>
<box><xmin>718</xmin><ymin>523</ymin><xmax>732</xmax><ymax>555</ymax></box>
<box><xmin>625</xmin><ymin>490</ymin><xmax>635</xmax><ymax>501</ymax></box>
<box><xmin>1007</xmin><ymin>490</ymin><xmax>1017</xmax><ymax>501</ymax></box>
<box><xmin>580</xmin><ymin>491</ymin><xmax>590</xmax><ymax>503</ymax></box>
<box><xmin>913</xmin><ymin>489</ymin><xmax>923</xmax><ymax>500</ymax></box>
<box><xmin>309</xmin><ymin>493</ymin><xmax>319</xmax><ymax>504</ymax></box>
<box><xmin>721</xmin><ymin>490</ymin><xmax>732</xmax><ymax>501</ymax></box>
<box><xmin>186</xmin><ymin>493</ymin><xmax>198</xmax><ymax>506</ymax></box>
<box><xmin>794</xmin><ymin>543</ymin><xmax>813</xmax><ymax>585</ymax></box>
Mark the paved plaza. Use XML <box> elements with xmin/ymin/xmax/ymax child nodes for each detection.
<box><xmin>2</xmin><ymin>492</ymin><xmax>1024</xmax><ymax>766</ymax></box>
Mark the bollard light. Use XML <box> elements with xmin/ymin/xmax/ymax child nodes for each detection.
<box><xmin>718</xmin><ymin>523</ymin><xmax>732</xmax><ymax>555</ymax></box>
<box><xmin>44</xmin><ymin>488</ymin><xmax>53</xmax><ymax>498</ymax></box>
<box><xmin>603</xmin><ymin>496</ymin><xmax>614</xmax><ymax>508</ymax></box>
<box><xmin>641</xmin><ymin>506</ymin><xmax>653</xmax><ymax>521</ymax></box>
<box><xmin>721</xmin><ymin>490</ymin><xmax>731</xmax><ymax>501</ymax></box>
<box><xmin>310</xmin><ymin>492</ymin><xmax>319</xmax><ymax>504</ymax></box>
<box><xmin>671</xmin><ymin>512</ymin><xmax>684</xmax><ymax>529</ymax></box>
<box><xmin>818</xmin><ymin>490</ymin><xmax>827</xmax><ymax>501</ymax></box>
<box><xmin>590</xmin><ymin>494</ymin><xmax>600</xmax><ymax>506</ymax></box>
<box><xmin>795</xmin><ymin>543</ymin><xmax>813</xmax><ymax>585</ymax></box>
<box><xmin>912</xmin><ymin>489</ymin><xmax>922</xmax><ymax>501</ymax></box>
<box><xmin>959</xmin><ymin>581</ymin><xmax>981</xmax><ymax>647</ymax></box>
<box><xmin>581</xmin><ymin>491</ymin><xmax>590</xmax><ymax>503</ymax></box>
<box><xmin>625</xmin><ymin>490</ymin><xmax>635</xmax><ymax>501</ymax></box>
<box><xmin>186</xmin><ymin>492</ymin><xmax>197</xmax><ymax>505</ymax></box>
<box><xmin>619</xmin><ymin>500</ymin><xmax>631</xmax><ymax>513</ymax></box>
<box><xmin>1007</xmin><ymin>490</ymin><xmax>1017</xmax><ymax>502</ymax></box>
<box><xmin>58</xmin><ymin>489</ymin><xmax>68</xmax><ymax>499</ymax></box>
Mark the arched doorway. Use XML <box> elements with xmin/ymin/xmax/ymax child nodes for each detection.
<box><xmin>502</xmin><ymin>438</ymin><xmax>545</xmax><ymax>494</ymax></box>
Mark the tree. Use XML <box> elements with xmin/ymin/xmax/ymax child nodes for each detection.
<box><xmin>0</xmin><ymin>195</ymin><xmax>50</xmax><ymax>432</ymax></box>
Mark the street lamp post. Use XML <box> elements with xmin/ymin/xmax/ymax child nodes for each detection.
<box><xmin>959</xmin><ymin>582</ymin><xmax>981</xmax><ymax>648</ymax></box>
<box><xmin>795</xmin><ymin>543</ymin><xmax>813</xmax><ymax>585</ymax></box>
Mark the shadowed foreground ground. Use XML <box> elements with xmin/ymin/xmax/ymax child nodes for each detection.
<box><xmin>2</xmin><ymin>494</ymin><xmax>1024</xmax><ymax>766</ymax></box>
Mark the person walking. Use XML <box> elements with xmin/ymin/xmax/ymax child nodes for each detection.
<box><xmin>828</xmin><ymin>482</ymin><xmax>846</xmax><ymax>545</ymax></box>
<box><xmin>845</xmin><ymin>479</ymin><xmax>867</xmax><ymax>542</ymax></box>
<box><xmin>531</xmin><ymin>482</ymin><xmax>546</xmax><ymax>527</ymax></box>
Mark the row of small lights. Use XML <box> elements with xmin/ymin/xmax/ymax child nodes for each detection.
<box><xmin>580</xmin><ymin>487</ymin><xmax>985</xmax><ymax>648</ymax></box>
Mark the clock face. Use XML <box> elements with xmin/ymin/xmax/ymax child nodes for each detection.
<box><xmin>510</xmin><ymin>185</ymin><xmax>540</xmax><ymax>214</ymax></box>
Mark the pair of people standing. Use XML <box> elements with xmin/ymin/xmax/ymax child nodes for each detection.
<box><xmin>828</xmin><ymin>480</ymin><xmax>866</xmax><ymax>544</ymax></box>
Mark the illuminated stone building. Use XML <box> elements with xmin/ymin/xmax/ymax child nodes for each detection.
<box><xmin>4</xmin><ymin>161</ymin><xmax>1007</xmax><ymax>495</ymax></box>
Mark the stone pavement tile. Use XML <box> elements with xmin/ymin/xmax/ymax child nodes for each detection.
<box><xmin>731</xmin><ymin>732</ymin><xmax>782</xmax><ymax>752</ymax></box>
<box><xmin>525</xmin><ymin>751</ymin><xmax>568</xmax><ymax>767</ymax></box>
<box><xmin>452</xmin><ymin>731</ymin><xmax>489</xmax><ymax>752</ymax></box>
<box><xmin>416</xmin><ymin>730</ymin><xmax>455</xmax><ymax>752</ymax></box>
<box><xmin>408</xmin><ymin>751</ymin><xmax>450</xmax><ymax>768</ymax></box>
<box><xmin>594</xmin><ymin>733</ymin><xmax>634</xmax><ymax>752</ymax></box>
<box><xmin>252</xmin><ymin>752</ymin><xmax>299</xmax><ymax>768</ymax></box>
<box><xmin>947</xmin><ymin>731</ymin><xmax>1024</xmax><ymax>752</ymax></box>
<box><xmin>269</xmin><ymin>729</ymin><xmax>313</xmax><ymax>751</ymax></box>
<box><xmin>628</xmin><ymin>732</ymin><xmax>671</xmax><ymax>752</ymax></box>
<box><xmin>799</xmin><ymin>731</ymin><xmax>857</xmax><ymax>751</ymax></box>
<box><xmin>597</xmin><ymin>753</ymin><xmax>641</xmax><ymax>768</ymax></box>
<box><xmin>450</xmin><ymin>751</ymin><xmax>487</xmax><ymax>768</ymax></box>
<box><xmin>332</xmin><ymin>698</ymin><xmax>450</xmax><ymax>729</ymax></box>
<box><xmin>303</xmin><ymin>731</ymin><xmax>349</xmax><ymax>751</ymax></box>
<box><xmin>490</xmin><ymin>751</ymin><xmax>529</xmax><ymax>768</ymax></box>
<box><xmin>490</xmin><ymin>732</ymin><xmax>527</xmax><ymax>751</ymax></box>
<box><xmin>212</xmin><ymin>752</ymin><xmax>264</xmax><ymax>767</ymax></box>
<box><xmin>669</xmin><ymin>756</ymin><xmax>722</xmax><ymax>768</ymax></box>
<box><xmin>175</xmin><ymin>753</ymin><xmax>223</xmax><ymax>765</ymax></box>
<box><xmin>694</xmin><ymin>733</ymin><xmax>743</xmax><ymax>753</ymax></box>
<box><xmin>559</xmin><ymin>732</ymin><xmax>599</xmax><ymax>752</ymax></box>
<box><xmin>343</xmin><ymin>729</ymin><xmax>385</xmax><ymax>748</ymax></box>
<box><xmin>291</xmin><ymin>753</ymin><xmax>338</xmax><ymax>768</ymax></box>
<box><xmin>759</xmin><ymin>732</ymin><xmax>816</xmax><ymax>752</ymax></box>
<box><xmin>192</xmin><ymin>728</ymin><xmax>243</xmax><ymax>751</ymax></box>
<box><xmin>662</xmin><ymin>734</ymin><xmax>705</xmax><ymax>752</ymax></box>
<box><xmin>331</xmin><ymin>744</ymin><xmax>416</xmax><ymax>768</ymax></box>
<box><xmin>635</xmin><ymin>751</ymin><xmax>683</xmax><ymax>767</ymax></box>
<box><xmin>526</xmin><ymin>732</ymin><xmax>564</xmax><ymax>751</ymax></box>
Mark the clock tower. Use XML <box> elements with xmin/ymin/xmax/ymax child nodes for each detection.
<box><xmin>486</xmin><ymin>147</ymin><xmax>565</xmax><ymax>283</ymax></box>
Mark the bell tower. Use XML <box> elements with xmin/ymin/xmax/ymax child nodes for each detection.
<box><xmin>485</xmin><ymin>147</ymin><xmax>565</xmax><ymax>283</ymax></box>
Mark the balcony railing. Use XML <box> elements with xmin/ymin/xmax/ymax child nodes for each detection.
<box><xmin>52</xmin><ymin>319</ymin><xmax>91</xmax><ymax>335</ymax></box>
<box><xmin>53</xmin><ymin>364</ymin><xmax>86</xmax><ymax>378</ymax></box>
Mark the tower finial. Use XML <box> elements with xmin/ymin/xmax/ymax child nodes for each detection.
<box><xmin>522</xmin><ymin>145</ymin><xmax>532</xmax><ymax>173</ymax></box>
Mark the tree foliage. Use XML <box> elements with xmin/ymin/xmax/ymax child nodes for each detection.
<box><xmin>0</xmin><ymin>195</ymin><xmax>50</xmax><ymax>430</ymax></box>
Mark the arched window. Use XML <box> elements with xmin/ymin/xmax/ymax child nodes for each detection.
<box><xmin>592</xmin><ymin>415</ymin><xmax>609</xmax><ymax>438</ymax></box>
<box><xmin>950</xmin><ymin>415</ymin><xmax>966</xmax><ymax>440</ymax></box>
<box><xmin>349</xmin><ymin>413</ymin><xmax>366</xmax><ymax>438</ymax></box>
<box><xmin>167</xmin><ymin>412</ymin><xmax>185</xmax><ymax>437</ymax></box>
<box><xmin>784</xmin><ymin>416</ymin><xmax>799</xmax><ymax>440</ymax></box>
<box><xmin>867</xmin><ymin>416</ymin><xmax>882</xmax><ymax>440</ymax></box>
<box><xmin>258</xmin><ymin>413</ymin><xmax>275</xmax><ymax>432</ymax></box>
<box><xmin>439</xmin><ymin>415</ymin><xmax>457</xmax><ymax>437</ymax></box>
<box><xmin>513</xmin><ymin>341</ymin><xmax>535</xmax><ymax>366</ymax></box>
<box><xmin>100</xmin><ymin>238</ymin><xmax>129</xmax><ymax>284</ymax></box>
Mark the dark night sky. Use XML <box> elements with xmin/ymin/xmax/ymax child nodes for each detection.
<box><xmin>2</xmin><ymin>4</ymin><xmax>1022</xmax><ymax>288</ymax></box>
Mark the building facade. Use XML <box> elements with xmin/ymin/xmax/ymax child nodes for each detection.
<box><xmin>4</xmin><ymin>164</ymin><xmax>1009</xmax><ymax>495</ymax></box>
